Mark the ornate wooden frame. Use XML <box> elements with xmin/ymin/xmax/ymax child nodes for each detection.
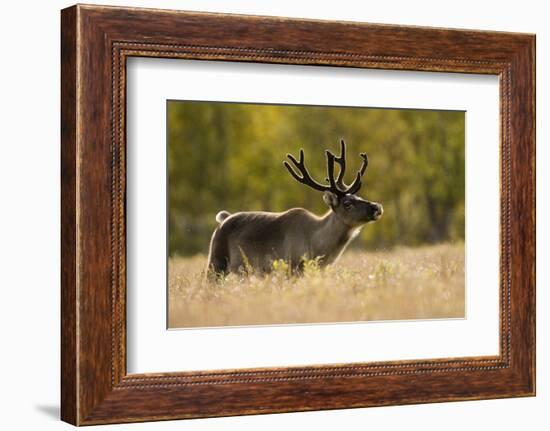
<box><xmin>61</xmin><ymin>4</ymin><xmax>535</xmax><ymax>425</ymax></box>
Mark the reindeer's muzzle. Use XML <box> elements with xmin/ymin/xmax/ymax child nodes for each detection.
<box><xmin>371</xmin><ymin>203</ymin><xmax>383</xmax><ymax>220</ymax></box>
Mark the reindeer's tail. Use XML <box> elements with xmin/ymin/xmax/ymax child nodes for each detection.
<box><xmin>215</xmin><ymin>210</ymin><xmax>231</xmax><ymax>224</ymax></box>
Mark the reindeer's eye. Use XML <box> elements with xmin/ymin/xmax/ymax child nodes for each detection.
<box><xmin>343</xmin><ymin>201</ymin><xmax>353</xmax><ymax>210</ymax></box>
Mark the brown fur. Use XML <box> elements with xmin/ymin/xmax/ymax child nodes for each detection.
<box><xmin>206</xmin><ymin>195</ymin><xmax>381</xmax><ymax>279</ymax></box>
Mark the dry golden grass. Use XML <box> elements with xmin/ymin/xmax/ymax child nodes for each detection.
<box><xmin>168</xmin><ymin>243</ymin><xmax>464</xmax><ymax>328</ymax></box>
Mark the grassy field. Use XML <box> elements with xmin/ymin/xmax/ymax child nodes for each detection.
<box><xmin>168</xmin><ymin>243</ymin><xmax>465</xmax><ymax>328</ymax></box>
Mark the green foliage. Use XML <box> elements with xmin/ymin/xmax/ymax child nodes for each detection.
<box><xmin>168</xmin><ymin>101</ymin><xmax>465</xmax><ymax>256</ymax></box>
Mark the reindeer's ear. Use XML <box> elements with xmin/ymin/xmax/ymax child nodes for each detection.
<box><xmin>323</xmin><ymin>191</ymin><xmax>339</xmax><ymax>208</ymax></box>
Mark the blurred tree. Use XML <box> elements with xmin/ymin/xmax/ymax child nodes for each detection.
<box><xmin>167</xmin><ymin>101</ymin><xmax>465</xmax><ymax>256</ymax></box>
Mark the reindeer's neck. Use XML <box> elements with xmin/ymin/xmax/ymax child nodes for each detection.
<box><xmin>311</xmin><ymin>211</ymin><xmax>359</xmax><ymax>264</ymax></box>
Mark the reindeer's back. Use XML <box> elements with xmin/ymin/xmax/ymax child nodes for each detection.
<box><xmin>219</xmin><ymin>211</ymin><xmax>283</xmax><ymax>243</ymax></box>
<box><xmin>220</xmin><ymin>209</ymin><xmax>315</xmax><ymax>238</ymax></box>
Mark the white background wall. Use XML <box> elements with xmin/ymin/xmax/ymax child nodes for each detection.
<box><xmin>0</xmin><ymin>0</ymin><xmax>546</xmax><ymax>429</ymax></box>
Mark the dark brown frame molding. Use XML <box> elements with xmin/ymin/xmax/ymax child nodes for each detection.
<box><xmin>61</xmin><ymin>4</ymin><xmax>535</xmax><ymax>425</ymax></box>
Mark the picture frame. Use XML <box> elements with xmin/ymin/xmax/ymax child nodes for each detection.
<box><xmin>61</xmin><ymin>4</ymin><xmax>535</xmax><ymax>425</ymax></box>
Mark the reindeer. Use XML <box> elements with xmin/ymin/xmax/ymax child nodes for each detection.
<box><xmin>206</xmin><ymin>139</ymin><xmax>383</xmax><ymax>279</ymax></box>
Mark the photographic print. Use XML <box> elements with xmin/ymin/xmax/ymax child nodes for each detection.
<box><xmin>61</xmin><ymin>6</ymin><xmax>535</xmax><ymax>423</ymax></box>
<box><xmin>167</xmin><ymin>101</ymin><xmax>465</xmax><ymax>329</ymax></box>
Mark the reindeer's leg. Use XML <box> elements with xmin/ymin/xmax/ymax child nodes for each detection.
<box><xmin>206</xmin><ymin>228</ymin><xmax>228</xmax><ymax>281</ymax></box>
<box><xmin>286</xmin><ymin>251</ymin><xmax>305</xmax><ymax>277</ymax></box>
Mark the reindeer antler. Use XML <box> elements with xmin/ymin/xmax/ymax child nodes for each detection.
<box><xmin>283</xmin><ymin>149</ymin><xmax>331</xmax><ymax>192</ymax></box>
<box><xmin>284</xmin><ymin>139</ymin><xmax>369</xmax><ymax>196</ymax></box>
<box><xmin>344</xmin><ymin>151</ymin><xmax>368</xmax><ymax>195</ymax></box>
<box><xmin>327</xmin><ymin>139</ymin><xmax>347</xmax><ymax>189</ymax></box>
